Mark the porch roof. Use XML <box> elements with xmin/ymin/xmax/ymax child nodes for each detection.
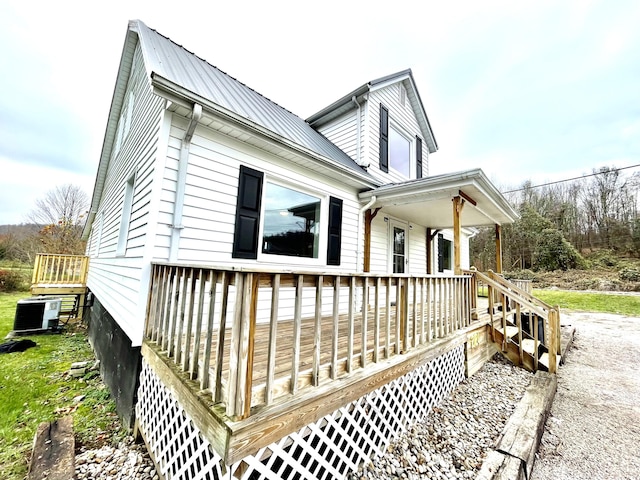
<box><xmin>358</xmin><ymin>168</ymin><xmax>518</xmax><ymax>228</ymax></box>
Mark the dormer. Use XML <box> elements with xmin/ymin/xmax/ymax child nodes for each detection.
<box><xmin>307</xmin><ymin>69</ymin><xmax>438</xmax><ymax>184</ymax></box>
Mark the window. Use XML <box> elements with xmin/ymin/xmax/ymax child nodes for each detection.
<box><xmin>116</xmin><ymin>175</ymin><xmax>135</xmax><ymax>256</ymax></box>
<box><xmin>379</xmin><ymin>103</ymin><xmax>423</xmax><ymax>179</ymax></box>
<box><xmin>262</xmin><ymin>183</ymin><xmax>321</xmax><ymax>258</ymax></box>
<box><xmin>437</xmin><ymin>233</ymin><xmax>452</xmax><ymax>272</ymax></box>
<box><xmin>232</xmin><ymin>166</ymin><xmax>343</xmax><ymax>264</ymax></box>
<box><xmin>389</xmin><ymin>126</ymin><xmax>411</xmax><ymax>177</ymax></box>
<box><xmin>113</xmin><ymin>91</ymin><xmax>134</xmax><ymax>158</ymax></box>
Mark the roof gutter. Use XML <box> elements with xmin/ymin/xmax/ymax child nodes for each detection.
<box><xmin>169</xmin><ymin>102</ymin><xmax>202</xmax><ymax>261</ymax></box>
<box><xmin>351</xmin><ymin>95</ymin><xmax>364</xmax><ymax>167</ymax></box>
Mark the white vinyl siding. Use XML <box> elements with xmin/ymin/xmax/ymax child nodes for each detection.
<box><xmin>85</xmin><ymin>41</ymin><xmax>164</xmax><ymax>344</ymax></box>
<box><xmin>312</xmin><ymin>109</ymin><xmax>363</xmax><ymax>165</ymax></box>
<box><xmin>153</xmin><ymin>115</ymin><xmax>362</xmax><ymax>273</ymax></box>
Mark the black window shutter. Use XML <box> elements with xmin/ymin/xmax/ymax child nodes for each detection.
<box><xmin>437</xmin><ymin>233</ymin><xmax>444</xmax><ymax>272</ymax></box>
<box><xmin>416</xmin><ymin>136</ymin><xmax>423</xmax><ymax>179</ymax></box>
<box><xmin>379</xmin><ymin>105</ymin><xmax>389</xmax><ymax>173</ymax></box>
<box><xmin>232</xmin><ymin>165</ymin><xmax>264</xmax><ymax>259</ymax></box>
<box><xmin>327</xmin><ymin>196</ymin><xmax>343</xmax><ymax>265</ymax></box>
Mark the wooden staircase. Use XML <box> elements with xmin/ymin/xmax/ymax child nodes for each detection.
<box><xmin>473</xmin><ymin>269</ymin><xmax>561</xmax><ymax>373</ymax></box>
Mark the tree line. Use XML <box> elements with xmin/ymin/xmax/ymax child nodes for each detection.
<box><xmin>471</xmin><ymin>166</ymin><xmax>640</xmax><ymax>272</ymax></box>
<box><xmin>0</xmin><ymin>184</ymin><xmax>88</xmax><ymax>264</ymax></box>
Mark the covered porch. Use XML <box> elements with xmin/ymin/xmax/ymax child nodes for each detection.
<box><xmin>360</xmin><ymin>168</ymin><xmax>518</xmax><ymax>275</ymax></box>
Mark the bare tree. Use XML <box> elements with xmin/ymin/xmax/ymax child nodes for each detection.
<box><xmin>28</xmin><ymin>184</ymin><xmax>89</xmax><ymax>226</ymax></box>
<box><xmin>27</xmin><ymin>184</ymin><xmax>89</xmax><ymax>255</ymax></box>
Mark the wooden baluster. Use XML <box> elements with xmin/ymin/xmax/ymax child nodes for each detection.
<box><xmin>419</xmin><ymin>277</ymin><xmax>425</xmax><ymax>344</ymax></box>
<box><xmin>547</xmin><ymin>309</ymin><xmax>558</xmax><ymax>374</ymax></box>
<box><xmin>161</xmin><ymin>266</ymin><xmax>175</xmax><ymax>351</ymax></box>
<box><xmin>200</xmin><ymin>270</ymin><xmax>218</xmax><ymax>391</ymax></box>
<box><xmin>144</xmin><ymin>267</ymin><xmax>164</xmax><ymax>342</ymax></box>
<box><xmin>395</xmin><ymin>278</ymin><xmax>402</xmax><ymax>354</ymax></box>
<box><xmin>385</xmin><ymin>277</ymin><xmax>391</xmax><ymax>359</ymax></box>
<box><xmin>426</xmin><ymin>278</ymin><xmax>432</xmax><ymax>342</ymax></box>
<box><xmin>265</xmin><ymin>274</ymin><xmax>280</xmax><ymax>403</ymax></box>
<box><xmin>174</xmin><ymin>268</ymin><xmax>189</xmax><ymax>366</ymax></box>
<box><xmin>227</xmin><ymin>273</ymin><xmax>245</xmax><ymax>417</ymax></box>
<box><xmin>516</xmin><ymin>304</ymin><xmax>523</xmax><ymax>365</ymax></box>
<box><xmin>190</xmin><ymin>269</ymin><xmax>207</xmax><ymax>380</ymax></box>
<box><xmin>313</xmin><ymin>275</ymin><xmax>323</xmax><ymax>385</ymax></box>
<box><xmin>533</xmin><ymin>309</ymin><xmax>539</xmax><ymax>371</ymax></box>
<box><xmin>182</xmin><ymin>269</ymin><xmax>198</xmax><ymax>372</ymax></box>
<box><xmin>360</xmin><ymin>276</ymin><xmax>368</xmax><ymax>369</ymax></box>
<box><xmin>169</xmin><ymin>268</ymin><xmax>189</xmax><ymax>363</ymax></box>
<box><xmin>373</xmin><ymin>277</ymin><xmax>381</xmax><ymax>363</ymax></box>
<box><xmin>331</xmin><ymin>276</ymin><xmax>340</xmax><ymax>380</ymax></box>
<box><xmin>412</xmin><ymin>277</ymin><xmax>418</xmax><ymax>347</ymax></box>
<box><xmin>347</xmin><ymin>276</ymin><xmax>356</xmax><ymax>372</ymax></box>
<box><xmin>439</xmin><ymin>278</ymin><xmax>444</xmax><ymax>338</ymax></box>
<box><xmin>402</xmin><ymin>278</ymin><xmax>409</xmax><ymax>352</ymax></box>
<box><xmin>291</xmin><ymin>274</ymin><xmax>304</xmax><ymax>393</ymax></box>
<box><xmin>214</xmin><ymin>272</ymin><xmax>230</xmax><ymax>404</ymax></box>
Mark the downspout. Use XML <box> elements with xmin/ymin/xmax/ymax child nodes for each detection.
<box><xmin>352</xmin><ymin>96</ymin><xmax>362</xmax><ymax>166</ymax></box>
<box><xmin>357</xmin><ymin>196</ymin><xmax>377</xmax><ymax>272</ymax></box>
<box><xmin>169</xmin><ymin>103</ymin><xmax>202</xmax><ymax>261</ymax></box>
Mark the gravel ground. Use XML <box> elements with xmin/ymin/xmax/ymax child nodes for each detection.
<box><xmin>75</xmin><ymin>436</ymin><xmax>158</xmax><ymax>480</ymax></box>
<box><xmin>531</xmin><ymin>311</ymin><xmax>640</xmax><ymax>480</ymax></box>
<box><xmin>349</xmin><ymin>356</ymin><xmax>533</xmax><ymax>480</ymax></box>
<box><xmin>75</xmin><ymin>355</ymin><xmax>532</xmax><ymax>479</ymax></box>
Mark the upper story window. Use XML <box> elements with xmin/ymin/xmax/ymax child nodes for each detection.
<box><xmin>379</xmin><ymin>103</ymin><xmax>423</xmax><ymax>179</ymax></box>
<box><xmin>389</xmin><ymin>125</ymin><xmax>411</xmax><ymax>177</ymax></box>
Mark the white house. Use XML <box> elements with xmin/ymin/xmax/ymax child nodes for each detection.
<box><xmin>82</xmin><ymin>19</ymin><xmax>518</xmax><ymax>479</ymax></box>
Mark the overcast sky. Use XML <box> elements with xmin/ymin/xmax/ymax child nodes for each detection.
<box><xmin>1</xmin><ymin>0</ymin><xmax>639</xmax><ymax>225</ymax></box>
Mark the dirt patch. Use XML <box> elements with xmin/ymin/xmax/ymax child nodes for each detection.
<box><xmin>531</xmin><ymin>311</ymin><xmax>640</xmax><ymax>479</ymax></box>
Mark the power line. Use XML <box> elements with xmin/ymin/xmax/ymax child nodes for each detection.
<box><xmin>501</xmin><ymin>163</ymin><xmax>640</xmax><ymax>194</ymax></box>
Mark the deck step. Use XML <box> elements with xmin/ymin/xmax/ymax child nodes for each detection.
<box><xmin>539</xmin><ymin>352</ymin><xmax>561</xmax><ymax>370</ymax></box>
<box><xmin>496</xmin><ymin>326</ymin><xmax>519</xmax><ymax>339</ymax></box>
<box><xmin>521</xmin><ymin>339</ymin><xmax>538</xmax><ymax>355</ymax></box>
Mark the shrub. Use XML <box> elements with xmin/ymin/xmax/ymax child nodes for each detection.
<box><xmin>619</xmin><ymin>267</ymin><xmax>640</xmax><ymax>282</ymax></box>
<box><xmin>0</xmin><ymin>269</ymin><xmax>28</xmax><ymax>292</ymax></box>
<box><xmin>534</xmin><ymin>229</ymin><xmax>586</xmax><ymax>271</ymax></box>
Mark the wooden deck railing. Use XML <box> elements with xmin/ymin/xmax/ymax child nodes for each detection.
<box><xmin>31</xmin><ymin>253</ymin><xmax>89</xmax><ymax>286</ymax></box>
<box><xmin>144</xmin><ymin>263</ymin><xmax>473</xmax><ymax>420</ymax></box>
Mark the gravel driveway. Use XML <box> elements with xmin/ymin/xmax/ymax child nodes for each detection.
<box><xmin>532</xmin><ymin>311</ymin><xmax>640</xmax><ymax>480</ymax></box>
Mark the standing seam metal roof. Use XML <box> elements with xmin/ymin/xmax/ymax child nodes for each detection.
<box><xmin>132</xmin><ymin>20</ymin><xmax>371</xmax><ymax>178</ymax></box>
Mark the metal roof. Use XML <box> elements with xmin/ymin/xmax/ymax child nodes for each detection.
<box><xmin>131</xmin><ymin>20</ymin><xmax>371</xmax><ymax>178</ymax></box>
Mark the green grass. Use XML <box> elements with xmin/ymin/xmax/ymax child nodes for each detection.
<box><xmin>0</xmin><ymin>292</ymin><xmax>125</xmax><ymax>480</ymax></box>
<box><xmin>533</xmin><ymin>289</ymin><xmax>640</xmax><ymax>316</ymax></box>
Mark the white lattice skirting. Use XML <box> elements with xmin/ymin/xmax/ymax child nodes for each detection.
<box><xmin>136</xmin><ymin>345</ymin><xmax>465</xmax><ymax>480</ymax></box>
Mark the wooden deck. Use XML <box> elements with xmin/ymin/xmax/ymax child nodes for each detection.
<box><xmin>29</xmin><ymin>253</ymin><xmax>89</xmax><ymax>320</ymax></box>
<box><xmin>143</xmin><ymin>263</ymin><xmax>479</xmax><ymax>463</ymax></box>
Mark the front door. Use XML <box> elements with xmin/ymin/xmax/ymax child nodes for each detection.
<box><xmin>389</xmin><ymin>220</ymin><xmax>408</xmax><ymax>273</ymax></box>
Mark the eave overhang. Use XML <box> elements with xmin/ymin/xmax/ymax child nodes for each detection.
<box><xmin>150</xmin><ymin>74</ymin><xmax>379</xmax><ymax>190</ymax></box>
<box><xmin>358</xmin><ymin>169</ymin><xmax>518</xmax><ymax>228</ymax></box>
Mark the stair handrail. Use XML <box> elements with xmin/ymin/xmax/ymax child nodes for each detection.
<box><xmin>470</xmin><ymin>269</ymin><xmax>549</xmax><ymax>318</ymax></box>
<box><xmin>468</xmin><ymin>268</ymin><xmax>560</xmax><ymax>373</ymax></box>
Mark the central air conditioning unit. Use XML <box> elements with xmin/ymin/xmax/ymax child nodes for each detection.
<box><xmin>13</xmin><ymin>297</ymin><xmax>62</xmax><ymax>332</ymax></box>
